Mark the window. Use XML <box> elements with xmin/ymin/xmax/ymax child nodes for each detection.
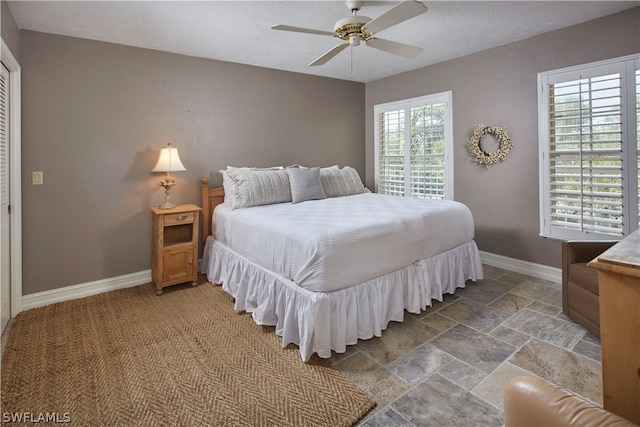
<box><xmin>374</xmin><ymin>91</ymin><xmax>453</xmax><ymax>200</ymax></box>
<box><xmin>538</xmin><ymin>54</ymin><xmax>640</xmax><ymax>240</ymax></box>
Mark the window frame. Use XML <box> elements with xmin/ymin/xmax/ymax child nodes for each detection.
<box><xmin>373</xmin><ymin>91</ymin><xmax>454</xmax><ymax>200</ymax></box>
<box><xmin>538</xmin><ymin>54</ymin><xmax>640</xmax><ymax>240</ymax></box>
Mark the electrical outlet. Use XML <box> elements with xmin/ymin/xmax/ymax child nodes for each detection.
<box><xmin>32</xmin><ymin>171</ymin><xmax>43</xmax><ymax>185</ymax></box>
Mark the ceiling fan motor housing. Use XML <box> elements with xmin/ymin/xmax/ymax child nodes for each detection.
<box><xmin>334</xmin><ymin>15</ymin><xmax>372</xmax><ymax>42</ymax></box>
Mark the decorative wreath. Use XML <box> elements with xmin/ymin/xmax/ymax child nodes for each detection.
<box><xmin>468</xmin><ymin>124</ymin><xmax>513</xmax><ymax>167</ymax></box>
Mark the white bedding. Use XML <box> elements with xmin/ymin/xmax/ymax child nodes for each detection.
<box><xmin>214</xmin><ymin>192</ymin><xmax>475</xmax><ymax>292</ymax></box>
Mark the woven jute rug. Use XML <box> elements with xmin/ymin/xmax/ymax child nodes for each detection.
<box><xmin>1</xmin><ymin>282</ymin><xmax>375</xmax><ymax>426</ymax></box>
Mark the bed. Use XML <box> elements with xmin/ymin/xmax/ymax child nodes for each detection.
<box><xmin>200</xmin><ymin>166</ymin><xmax>483</xmax><ymax>361</ymax></box>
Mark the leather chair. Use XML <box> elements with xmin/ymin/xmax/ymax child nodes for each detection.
<box><xmin>562</xmin><ymin>240</ymin><xmax>617</xmax><ymax>338</ymax></box>
<box><xmin>504</xmin><ymin>376</ymin><xmax>637</xmax><ymax>427</ymax></box>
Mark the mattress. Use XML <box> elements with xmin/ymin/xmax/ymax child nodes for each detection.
<box><xmin>214</xmin><ymin>192</ymin><xmax>475</xmax><ymax>292</ymax></box>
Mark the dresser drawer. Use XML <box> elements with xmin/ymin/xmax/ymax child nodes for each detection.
<box><xmin>164</xmin><ymin>212</ymin><xmax>194</xmax><ymax>225</ymax></box>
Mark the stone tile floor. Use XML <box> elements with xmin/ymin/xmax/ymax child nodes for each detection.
<box><xmin>330</xmin><ymin>265</ymin><xmax>602</xmax><ymax>427</ymax></box>
<box><xmin>1</xmin><ymin>264</ymin><xmax>602</xmax><ymax>426</ymax></box>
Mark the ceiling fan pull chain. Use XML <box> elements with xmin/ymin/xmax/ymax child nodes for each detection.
<box><xmin>350</xmin><ymin>46</ymin><xmax>353</xmax><ymax>74</ymax></box>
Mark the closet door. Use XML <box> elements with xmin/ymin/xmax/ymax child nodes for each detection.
<box><xmin>1</xmin><ymin>62</ymin><xmax>10</xmax><ymax>333</ymax></box>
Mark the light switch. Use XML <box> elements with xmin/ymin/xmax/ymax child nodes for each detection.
<box><xmin>32</xmin><ymin>171</ymin><xmax>43</xmax><ymax>185</ymax></box>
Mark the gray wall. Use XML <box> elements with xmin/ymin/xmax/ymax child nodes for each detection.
<box><xmin>20</xmin><ymin>30</ymin><xmax>365</xmax><ymax>294</ymax></box>
<box><xmin>1</xmin><ymin>0</ymin><xmax>20</xmax><ymax>61</ymax></box>
<box><xmin>365</xmin><ymin>7</ymin><xmax>640</xmax><ymax>268</ymax></box>
<box><xmin>15</xmin><ymin>6</ymin><xmax>640</xmax><ymax>295</ymax></box>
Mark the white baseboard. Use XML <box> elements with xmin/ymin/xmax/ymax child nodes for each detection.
<box><xmin>21</xmin><ymin>270</ymin><xmax>151</xmax><ymax>312</ymax></box>
<box><xmin>479</xmin><ymin>251</ymin><xmax>561</xmax><ymax>283</ymax></box>
<box><xmin>18</xmin><ymin>252</ymin><xmax>561</xmax><ymax>313</ymax></box>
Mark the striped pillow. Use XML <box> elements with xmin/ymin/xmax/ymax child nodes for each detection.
<box><xmin>224</xmin><ymin>167</ymin><xmax>292</xmax><ymax>209</ymax></box>
<box><xmin>320</xmin><ymin>166</ymin><xmax>368</xmax><ymax>197</ymax></box>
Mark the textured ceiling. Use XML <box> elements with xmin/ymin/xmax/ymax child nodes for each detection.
<box><xmin>8</xmin><ymin>1</ymin><xmax>640</xmax><ymax>82</ymax></box>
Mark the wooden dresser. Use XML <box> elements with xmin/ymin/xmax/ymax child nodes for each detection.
<box><xmin>588</xmin><ymin>229</ymin><xmax>640</xmax><ymax>424</ymax></box>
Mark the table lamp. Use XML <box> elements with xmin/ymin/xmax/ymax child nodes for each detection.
<box><xmin>151</xmin><ymin>143</ymin><xmax>187</xmax><ymax>209</ymax></box>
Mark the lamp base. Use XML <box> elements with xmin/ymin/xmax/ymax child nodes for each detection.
<box><xmin>158</xmin><ymin>175</ymin><xmax>177</xmax><ymax>209</ymax></box>
<box><xmin>158</xmin><ymin>201</ymin><xmax>177</xmax><ymax>210</ymax></box>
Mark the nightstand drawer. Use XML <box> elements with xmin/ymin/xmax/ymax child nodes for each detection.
<box><xmin>164</xmin><ymin>212</ymin><xmax>194</xmax><ymax>225</ymax></box>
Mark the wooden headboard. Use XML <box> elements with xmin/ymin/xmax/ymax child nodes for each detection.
<box><xmin>200</xmin><ymin>178</ymin><xmax>225</xmax><ymax>243</ymax></box>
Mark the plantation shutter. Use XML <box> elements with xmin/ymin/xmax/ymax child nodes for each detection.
<box><xmin>1</xmin><ymin>63</ymin><xmax>10</xmax><ymax>332</ymax></box>
<box><xmin>548</xmin><ymin>72</ymin><xmax>623</xmax><ymax>235</ymax></box>
<box><xmin>410</xmin><ymin>103</ymin><xmax>446</xmax><ymax>199</ymax></box>
<box><xmin>636</xmin><ymin>69</ymin><xmax>640</xmax><ymax>229</ymax></box>
<box><xmin>375</xmin><ymin>92</ymin><xmax>452</xmax><ymax>200</ymax></box>
<box><xmin>377</xmin><ymin>108</ymin><xmax>406</xmax><ymax>196</ymax></box>
<box><xmin>539</xmin><ymin>56</ymin><xmax>639</xmax><ymax>240</ymax></box>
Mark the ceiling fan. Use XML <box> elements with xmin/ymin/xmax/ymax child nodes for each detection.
<box><xmin>272</xmin><ymin>0</ymin><xmax>428</xmax><ymax>66</ymax></box>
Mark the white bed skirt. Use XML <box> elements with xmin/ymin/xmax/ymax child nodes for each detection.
<box><xmin>201</xmin><ymin>236</ymin><xmax>483</xmax><ymax>362</ymax></box>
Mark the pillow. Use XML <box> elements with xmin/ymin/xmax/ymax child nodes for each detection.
<box><xmin>288</xmin><ymin>164</ymin><xmax>339</xmax><ymax>170</ymax></box>
<box><xmin>221</xmin><ymin>166</ymin><xmax>282</xmax><ymax>204</ymax></box>
<box><xmin>320</xmin><ymin>166</ymin><xmax>368</xmax><ymax>197</ymax></box>
<box><xmin>224</xmin><ymin>167</ymin><xmax>292</xmax><ymax>209</ymax></box>
<box><xmin>220</xmin><ymin>169</ymin><xmax>236</xmax><ymax>203</ymax></box>
<box><xmin>286</xmin><ymin>167</ymin><xmax>326</xmax><ymax>203</ymax></box>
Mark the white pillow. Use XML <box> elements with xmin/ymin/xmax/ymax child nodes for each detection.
<box><xmin>221</xmin><ymin>167</ymin><xmax>276</xmax><ymax>203</ymax></box>
<box><xmin>320</xmin><ymin>166</ymin><xmax>368</xmax><ymax>197</ymax></box>
<box><xmin>220</xmin><ymin>169</ymin><xmax>236</xmax><ymax>204</ymax></box>
<box><xmin>287</xmin><ymin>167</ymin><xmax>326</xmax><ymax>203</ymax></box>
<box><xmin>224</xmin><ymin>167</ymin><xmax>292</xmax><ymax>209</ymax></box>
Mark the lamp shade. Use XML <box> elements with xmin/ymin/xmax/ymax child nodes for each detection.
<box><xmin>151</xmin><ymin>143</ymin><xmax>187</xmax><ymax>173</ymax></box>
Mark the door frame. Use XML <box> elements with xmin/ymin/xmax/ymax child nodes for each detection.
<box><xmin>1</xmin><ymin>39</ymin><xmax>22</xmax><ymax>318</ymax></box>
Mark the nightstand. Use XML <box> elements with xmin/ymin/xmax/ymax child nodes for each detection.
<box><xmin>151</xmin><ymin>204</ymin><xmax>202</xmax><ymax>295</ymax></box>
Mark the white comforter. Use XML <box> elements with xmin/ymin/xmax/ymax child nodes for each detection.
<box><xmin>214</xmin><ymin>193</ymin><xmax>475</xmax><ymax>292</ymax></box>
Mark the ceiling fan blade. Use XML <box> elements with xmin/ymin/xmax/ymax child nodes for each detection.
<box><xmin>365</xmin><ymin>38</ymin><xmax>423</xmax><ymax>58</ymax></box>
<box><xmin>362</xmin><ymin>1</ymin><xmax>427</xmax><ymax>34</ymax></box>
<box><xmin>309</xmin><ymin>43</ymin><xmax>349</xmax><ymax>66</ymax></box>
<box><xmin>271</xmin><ymin>24</ymin><xmax>336</xmax><ymax>37</ymax></box>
